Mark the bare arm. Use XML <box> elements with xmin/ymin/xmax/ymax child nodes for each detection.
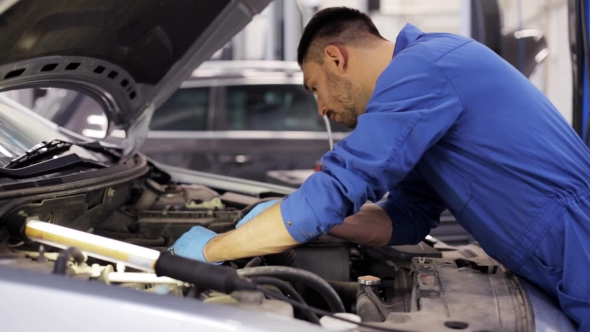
<box><xmin>328</xmin><ymin>204</ymin><xmax>392</xmax><ymax>246</ymax></box>
<box><xmin>203</xmin><ymin>202</ymin><xmax>298</xmax><ymax>262</ymax></box>
<box><xmin>203</xmin><ymin>202</ymin><xmax>393</xmax><ymax>262</ymax></box>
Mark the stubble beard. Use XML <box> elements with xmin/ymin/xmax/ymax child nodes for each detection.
<box><xmin>325</xmin><ymin>70</ymin><xmax>360</xmax><ymax>129</ymax></box>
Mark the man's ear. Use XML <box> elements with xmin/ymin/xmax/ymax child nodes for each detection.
<box><xmin>324</xmin><ymin>45</ymin><xmax>348</xmax><ymax>73</ymax></box>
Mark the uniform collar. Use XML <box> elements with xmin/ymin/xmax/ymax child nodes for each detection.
<box><xmin>393</xmin><ymin>23</ymin><xmax>425</xmax><ymax>57</ymax></box>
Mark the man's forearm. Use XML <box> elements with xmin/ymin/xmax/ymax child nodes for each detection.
<box><xmin>328</xmin><ymin>204</ymin><xmax>392</xmax><ymax>246</ymax></box>
<box><xmin>203</xmin><ymin>202</ymin><xmax>299</xmax><ymax>262</ymax></box>
<box><xmin>202</xmin><ymin>202</ymin><xmax>393</xmax><ymax>262</ymax></box>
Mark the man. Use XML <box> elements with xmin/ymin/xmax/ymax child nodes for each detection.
<box><xmin>172</xmin><ymin>7</ymin><xmax>590</xmax><ymax>329</ymax></box>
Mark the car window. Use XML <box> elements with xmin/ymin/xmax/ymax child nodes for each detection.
<box><xmin>225</xmin><ymin>84</ymin><xmax>350</xmax><ymax>132</ymax></box>
<box><xmin>150</xmin><ymin>88</ymin><xmax>209</xmax><ymax>131</ymax></box>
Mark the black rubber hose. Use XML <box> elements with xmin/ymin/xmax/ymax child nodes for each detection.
<box><xmin>155</xmin><ymin>252</ymin><xmax>257</xmax><ymax>293</ymax></box>
<box><xmin>258</xmin><ymin>287</ymin><xmax>411</xmax><ymax>332</ymax></box>
<box><xmin>237</xmin><ymin>266</ymin><xmax>345</xmax><ymax>313</ymax></box>
<box><xmin>260</xmin><ymin>251</ymin><xmax>304</xmax><ymax>301</ymax></box>
<box><xmin>251</xmin><ymin>276</ymin><xmax>320</xmax><ymax>324</ymax></box>
<box><xmin>245</xmin><ymin>257</ymin><xmax>263</xmax><ymax>268</ymax></box>
<box><xmin>327</xmin><ymin>280</ymin><xmax>360</xmax><ymax>298</ymax></box>
<box><xmin>53</xmin><ymin>247</ymin><xmax>85</xmax><ymax>275</ymax></box>
<box><xmin>326</xmin><ymin>280</ymin><xmax>360</xmax><ymax>310</ymax></box>
<box><xmin>364</xmin><ymin>286</ymin><xmax>389</xmax><ymax>321</ymax></box>
<box><xmin>357</xmin><ymin>294</ymin><xmax>383</xmax><ymax>323</ymax></box>
<box><xmin>263</xmin><ymin>250</ymin><xmax>298</xmax><ymax>267</ymax></box>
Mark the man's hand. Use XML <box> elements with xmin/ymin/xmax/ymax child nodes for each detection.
<box><xmin>203</xmin><ymin>201</ymin><xmax>299</xmax><ymax>262</ymax></box>
<box><xmin>236</xmin><ymin>199</ymin><xmax>281</xmax><ymax>228</ymax></box>
<box><xmin>328</xmin><ymin>204</ymin><xmax>393</xmax><ymax>246</ymax></box>
<box><xmin>169</xmin><ymin>226</ymin><xmax>223</xmax><ymax>264</ymax></box>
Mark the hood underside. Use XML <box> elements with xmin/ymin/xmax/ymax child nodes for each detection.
<box><xmin>0</xmin><ymin>0</ymin><xmax>271</xmax><ymax>154</ymax></box>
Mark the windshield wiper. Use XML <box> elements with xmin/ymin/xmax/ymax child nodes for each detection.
<box><xmin>4</xmin><ymin>139</ymin><xmax>123</xmax><ymax>170</ymax></box>
<box><xmin>0</xmin><ymin>153</ymin><xmax>108</xmax><ymax>179</ymax></box>
<box><xmin>4</xmin><ymin>139</ymin><xmax>73</xmax><ymax>169</ymax></box>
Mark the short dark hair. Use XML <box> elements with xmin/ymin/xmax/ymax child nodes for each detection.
<box><xmin>297</xmin><ymin>7</ymin><xmax>384</xmax><ymax>66</ymax></box>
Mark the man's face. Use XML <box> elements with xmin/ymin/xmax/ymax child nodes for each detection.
<box><xmin>302</xmin><ymin>61</ymin><xmax>363</xmax><ymax>129</ymax></box>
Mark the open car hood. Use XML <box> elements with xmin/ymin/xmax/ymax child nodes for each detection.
<box><xmin>0</xmin><ymin>0</ymin><xmax>271</xmax><ymax>156</ymax></box>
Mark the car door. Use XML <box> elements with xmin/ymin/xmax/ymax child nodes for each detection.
<box><xmin>210</xmin><ymin>80</ymin><xmax>350</xmax><ymax>182</ymax></box>
<box><xmin>140</xmin><ymin>86</ymin><xmax>216</xmax><ymax>173</ymax></box>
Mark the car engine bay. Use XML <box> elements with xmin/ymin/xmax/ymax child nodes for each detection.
<box><xmin>0</xmin><ymin>162</ymin><xmax>535</xmax><ymax>332</ymax></box>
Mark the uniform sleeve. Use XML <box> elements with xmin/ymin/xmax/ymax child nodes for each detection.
<box><xmin>377</xmin><ymin>169</ymin><xmax>447</xmax><ymax>245</ymax></box>
<box><xmin>280</xmin><ymin>53</ymin><xmax>463</xmax><ymax>243</ymax></box>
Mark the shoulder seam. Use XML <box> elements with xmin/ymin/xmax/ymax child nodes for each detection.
<box><xmin>435</xmin><ymin>64</ymin><xmax>466</xmax><ymax>119</ymax></box>
<box><xmin>433</xmin><ymin>39</ymin><xmax>474</xmax><ymax>62</ymax></box>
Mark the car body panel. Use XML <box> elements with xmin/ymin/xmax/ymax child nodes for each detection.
<box><xmin>0</xmin><ymin>264</ymin><xmax>324</xmax><ymax>332</ymax></box>
<box><xmin>522</xmin><ymin>280</ymin><xmax>577</xmax><ymax>332</ymax></box>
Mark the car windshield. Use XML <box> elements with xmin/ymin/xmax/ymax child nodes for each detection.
<box><xmin>0</xmin><ymin>97</ymin><xmax>100</xmax><ymax>167</ymax></box>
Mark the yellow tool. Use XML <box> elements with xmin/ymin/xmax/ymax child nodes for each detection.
<box><xmin>20</xmin><ymin>220</ymin><xmax>256</xmax><ymax>294</ymax></box>
<box><xmin>24</xmin><ymin>220</ymin><xmax>160</xmax><ymax>272</ymax></box>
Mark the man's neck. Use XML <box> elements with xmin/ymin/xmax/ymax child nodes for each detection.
<box><xmin>371</xmin><ymin>41</ymin><xmax>396</xmax><ymax>75</ymax></box>
<box><xmin>353</xmin><ymin>41</ymin><xmax>396</xmax><ymax>96</ymax></box>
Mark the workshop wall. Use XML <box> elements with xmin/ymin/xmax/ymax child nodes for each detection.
<box><xmin>372</xmin><ymin>0</ymin><xmax>571</xmax><ymax>124</ymax></box>
<box><xmin>499</xmin><ymin>0</ymin><xmax>572</xmax><ymax>124</ymax></box>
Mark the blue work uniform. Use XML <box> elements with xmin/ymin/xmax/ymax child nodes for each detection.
<box><xmin>280</xmin><ymin>23</ymin><xmax>590</xmax><ymax>329</ymax></box>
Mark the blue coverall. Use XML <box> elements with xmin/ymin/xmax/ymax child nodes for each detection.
<box><xmin>280</xmin><ymin>24</ymin><xmax>590</xmax><ymax>329</ymax></box>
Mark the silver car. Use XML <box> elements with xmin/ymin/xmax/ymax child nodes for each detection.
<box><xmin>0</xmin><ymin>1</ymin><xmax>575</xmax><ymax>331</ymax></box>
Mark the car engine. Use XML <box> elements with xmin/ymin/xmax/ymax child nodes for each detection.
<box><xmin>0</xmin><ymin>166</ymin><xmax>535</xmax><ymax>332</ymax></box>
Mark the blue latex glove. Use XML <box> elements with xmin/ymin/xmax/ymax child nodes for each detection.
<box><xmin>169</xmin><ymin>226</ymin><xmax>222</xmax><ymax>265</ymax></box>
<box><xmin>236</xmin><ymin>199</ymin><xmax>281</xmax><ymax>228</ymax></box>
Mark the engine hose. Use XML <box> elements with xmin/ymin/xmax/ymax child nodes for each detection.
<box><xmin>53</xmin><ymin>247</ymin><xmax>85</xmax><ymax>275</ymax></box>
<box><xmin>364</xmin><ymin>286</ymin><xmax>389</xmax><ymax>321</ymax></box>
<box><xmin>237</xmin><ymin>266</ymin><xmax>345</xmax><ymax>313</ymax></box>
<box><xmin>251</xmin><ymin>276</ymin><xmax>320</xmax><ymax>324</ymax></box>
<box><xmin>245</xmin><ymin>251</ymin><xmax>298</xmax><ymax>268</ymax></box>
<box><xmin>326</xmin><ymin>280</ymin><xmax>360</xmax><ymax>309</ymax></box>
<box><xmin>245</xmin><ymin>257</ymin><xmax>263</xmax><ymax>268</ymax></box>
<box><xmin>263</xmin><ymin>250</ymin><xmax>298</xmax><ymax>267</ymax></box>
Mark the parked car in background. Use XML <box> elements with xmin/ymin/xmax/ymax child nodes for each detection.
<box><xmin>30</xmin><ymin>61</ymin><xmax>351</xmax><ymax>182</ymax></box>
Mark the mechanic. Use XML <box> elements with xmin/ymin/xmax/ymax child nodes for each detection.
<box><xmin>172</xmin><ymin>7</ymin><xmax>590</xmax><ymax>329</ymax></box>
